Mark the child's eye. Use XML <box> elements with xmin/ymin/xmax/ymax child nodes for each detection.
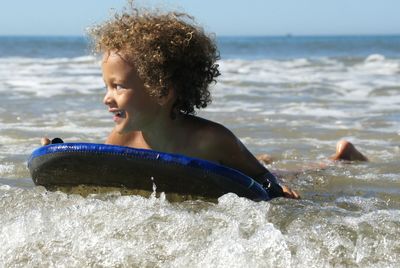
<box><xmin>115</xmin><ymin>84</ymin><xmax>124</xmax><ymax>91</ymax></box>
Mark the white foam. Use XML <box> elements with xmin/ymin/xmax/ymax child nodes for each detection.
<box><xmin>1</xmin><ymin>188</ymin><xmax>399</xmax><ymax>267</ymax></box>
<box><xmin>352</xmin><ymin>54</ymin><xmax>400</xmax><ymax>75</ymax></box>
<box><xmin>269</xmin><ymin>103</ymin><xmax>352</xmax><ymax>118</ymax></box>
<box><xmin>0</xmin><ymin>164</ymin><xmax>13</xmax><ymax>175</ymax></box>
<box><xmin>0</xmin><ymin>56</ymin><xmax>102</xmax><ymax>97</ymax></box>
<box><xmin>365</xmin><ymin>54</ymin><xmax>386</xmax><ymax>62</ymax></box>
<box><xmin>215</xmin><ymin>56</ymin><xmax>400</xmax><ymax>118</ymax></box>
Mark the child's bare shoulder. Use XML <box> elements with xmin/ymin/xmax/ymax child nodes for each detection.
<box><xmin>183</xmin><ymin>116</ymin><xmax>244</xmax><ymax>162</ymax></box>
<box><xmin>186</xmin><ymin>115</ymin><xmax>236</xmax><ymax>141</ymax></box>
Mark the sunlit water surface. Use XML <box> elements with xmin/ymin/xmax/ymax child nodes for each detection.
<box><xmin>0</xmin><ymin>36</ymin><xmax>399</xmax><ymax>267</ymax></box>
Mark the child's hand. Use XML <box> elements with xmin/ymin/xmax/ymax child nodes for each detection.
<box><xmin>40</xmin><ymin>137</ymin><xmax>64</xmax><ymax>146</ymax></box>
<box><xmin>41</xmin><ymin>137</ymin><xmax>51</xmax><ymax>146</ymax></box>
<box><xmin>281</xmin><ymin>185</ymin><xmax>300</xmax><ymax>199</ymax></box>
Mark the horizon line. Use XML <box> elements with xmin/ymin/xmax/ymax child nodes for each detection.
<box><xmin>0</xmin><ymin>33</ymin><xmax>399</xmax><ymax>38</ymax></box>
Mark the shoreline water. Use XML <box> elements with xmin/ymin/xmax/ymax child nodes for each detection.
<box><xmin>0</xmin><ymin>35</ymin><xmax>399</xmax><ymax>267</ymax></box>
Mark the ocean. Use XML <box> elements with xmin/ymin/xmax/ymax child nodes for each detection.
<box><xmin>0</xmin><ymin>35</ymin><xmax>399</xmax><ymax>267</ymax></box>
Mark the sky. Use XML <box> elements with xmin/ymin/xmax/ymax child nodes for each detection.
<box><xmin>0</xmin><ymin>0</ymin><xmax>399</xmax><ymax>36</ymax></box>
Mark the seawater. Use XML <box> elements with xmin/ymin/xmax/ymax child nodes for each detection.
<box><xmin>0</xmin><ymin>35</ymin><xmax>400</xmax><ymax>267</ymax></box>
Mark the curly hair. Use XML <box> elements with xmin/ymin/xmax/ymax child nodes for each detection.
<box><xmin>89</xmin><ymin>6</ymin><xmax>220</xmax><ymax>116</ymax></box>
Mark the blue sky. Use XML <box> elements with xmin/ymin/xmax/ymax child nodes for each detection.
<box><xmin>1</xmin><ymin>0</ymin><xmax>399</xmax><ymax>36</ymax></box>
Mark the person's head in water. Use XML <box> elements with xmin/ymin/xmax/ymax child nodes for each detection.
<box><xmin>90</xmin><ymin>7</ymin><xmax>221</xmax><ymax>119</ymax></box>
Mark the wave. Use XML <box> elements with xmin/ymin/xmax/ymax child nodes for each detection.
<box><xmin>0</xmin><ymin>55</ymin><xmax>102</xmax><ymax>97</ymax></box>
<box><xmin>0</xmin><ymin>54</ymin><xmax>398</xmax><ymax>115</ymax></box>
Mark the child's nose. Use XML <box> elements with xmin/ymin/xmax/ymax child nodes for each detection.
<box><xmin>103</xmin><ymin>89</ymin><xmax>113</xmax><ymax>105</ymax></box>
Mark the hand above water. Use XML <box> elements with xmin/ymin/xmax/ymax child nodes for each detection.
<box><xmin>281</xmin><ymin>185</ymin><xmax>300</xmax><ymax>199</ymax></box>
<box><xmin>40</xmin><ymin>137</ymin><xmax>64</xmax><ymax>146</ymax></box>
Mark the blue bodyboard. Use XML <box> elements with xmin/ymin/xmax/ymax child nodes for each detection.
<box><xmin>28</xmin><ymin>143</ymin><xmax>271</xmax><ymax>201</ymax></box>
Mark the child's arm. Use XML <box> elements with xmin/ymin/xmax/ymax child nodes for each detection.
<box><xmin>204</xmin><ymin>124</ymin><xmax>300</xmax><ymax>199</ymax></box>
<box><xmin>228</xmin><ymin>137</ymin><xmax>300</xmax><ymax>199</ymax></box>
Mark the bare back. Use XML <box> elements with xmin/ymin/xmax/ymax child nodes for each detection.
<box><xmin>106</xmin><ymin>115</ymin><xmax>268</xmax><ymax>183</ymax></box>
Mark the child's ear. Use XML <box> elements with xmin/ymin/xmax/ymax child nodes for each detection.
<box><xmin>158</xmin><ymin>86</ymin><xmax>175</xmax><ymax>106</ymax></box>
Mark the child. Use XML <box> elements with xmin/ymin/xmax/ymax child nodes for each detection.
<box><xmin>42</xmin><ymin>7</ymin><xmax>367</xmax><ymax>199</ymax></box>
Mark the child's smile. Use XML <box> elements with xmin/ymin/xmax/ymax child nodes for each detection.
<box><xmin>110</xmin><ymin>109</ymin><xmax>126</xmax><ymax>122</ymax></box>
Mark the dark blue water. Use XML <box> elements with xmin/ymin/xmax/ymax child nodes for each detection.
<box><xmin>217</xmin><ymin>35</ymin><xmax>400</xmax><ymax>60</ymax></box>
<box><xmin>0</xmin><ymin>36</ymin><xmax>89</xmax><ymax>58</ymax></box>
<box><xmin>1</xmin><ymin>35</ymin><xmax>400</xmax><ymax>60</ymax></box>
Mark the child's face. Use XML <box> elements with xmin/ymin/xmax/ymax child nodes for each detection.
<box><xmin>102</xmin><ymin>51</ymin><xmax>161</xmax><ymax>133</ymax></box>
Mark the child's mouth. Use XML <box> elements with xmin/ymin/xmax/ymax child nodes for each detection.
<box><xmin>111</xmin><ymin>110</ymin><xmax>126</xmax><ymax>121</ymax></box>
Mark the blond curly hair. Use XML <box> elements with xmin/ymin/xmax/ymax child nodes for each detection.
<box><xmin>89</xmin><ymin>7</ymin><xmax>220</xmax><ymax>116</ymax></box>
